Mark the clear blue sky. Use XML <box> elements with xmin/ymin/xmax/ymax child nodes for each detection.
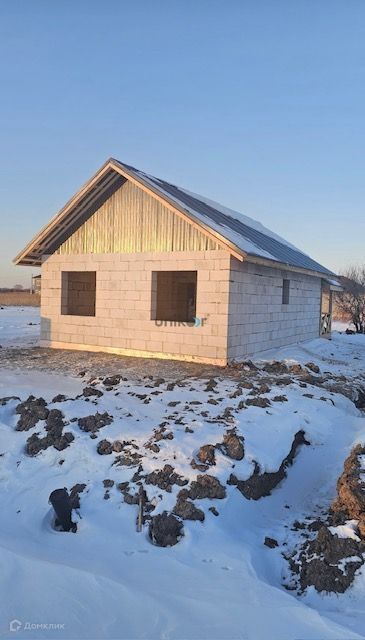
<box><xmin>0</xmin><ymin>0</ymin><xmax>364</xmax><ymax>287</ymax></box>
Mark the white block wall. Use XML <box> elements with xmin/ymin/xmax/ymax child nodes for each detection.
<box><xmin>40</xmin><ymin>250</ymin><xmax>323</xmax><ymax>365</ymax></box>
<box><xmin>40</xmin><ymin>250</ymin><xmax>231</xmax><ymax>365</ymax></box>
<box><xmin>227</xmin><ymin>258</ymin><xmax>322</xmax><ymax>360</ymax></box>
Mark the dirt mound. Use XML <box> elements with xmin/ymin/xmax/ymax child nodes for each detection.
<box><xmin>264</xmin><ymin>537</ymin><xmax>278</xmax><ymax>548</ymax></box>
<box><xmin>193</xmin><ymin>431</ymin><xmax>244</xmax><ymax>469</ymax></box>
<box><xmin>26</xmin><ymin>431</ymin><xmax>74</xmax><ymax>456</ymax></box>
<box><xmin>78</xmin><ymin>412</ymin><xmax>113</xmax><ymax>434</ymax></box>
<box><xmin>119</xmin><ymin>485</ymin><xmax>140</xmax><ymax>505</ymax></box>
<box><xmin>272</xmin><ymin>395</ymin><xmax>288</xmax><ymax>403</ymax></box>
<box><xmin>221</xmin><ymin>430</ymin><xmax>244</xmax><ymax>460</ymax></box>
<box><xmin>103</xmin><ymin>375</ymin><xmax>122</xmax><ymax>387</ymax></box>
<box><xmin>181</xmin><ymin>474</ymin><xmax>226</xmax><ymax>500</ymax></box>
<box><xmin>262</xmin><ymin>361</ymin><xmax>289</xmax><ymax>375</ymax></box>
<box><xmin>359</xmin><ymin>515</ymin><xmax>365</xmax><ymax>538</ymax></box>
<box><xmin>197</xmin><ymin>444</ymin><xmax>216</xmax><ymax>465</ymax></box>
<box><xmin>97</xmin><ymin>439</ymin><xmax>113</xmax><ymax>455</ymax></box>
<box><xmin>113</xmin><ymin>444</ymin><xmax>142</xmax><ymax>467</ymax></box>
<box><xmin>145</xmin><ymin>464</ymin><xmax>188</xmax><ymax>492</ymax></box>
<box><xmin>51</xmin><ymin>394</ymin><xmax>68</xmax><ymax>403</ymax></box>
<box><xmin>0</xmin><ymin>396</ymin><xmax>20</xmax><ymax>406</ymax></box>
<box><xmin>149</xmin><ymin>512</ymin><xmax>184</xmax><ymax>547</ymax></box>
<box><xmin>289</xmin><ymin>444</ymin><xmax>365</xmax><ymax>593</ymax></box>
<box><xmin>145</xmin><ymin>424</ymin><xmax>174</xmax><ymax>453</ymax></box>
<box><xmin>82</xmin><ymin>386</ymin><xmax>103</xmax><ymax>398</ymax></box>
<box><xmin>25</xmin><ymin>408</ymin><xmax>74</xmax><ymax>456</ymax></box>
<box><xmin>174</xmin><ymin>497</ymin><xmax>205</xmax><ymax>521</ymax></box>
<box><xmin>15</xmin><ymin>396</ymin><xmax>49</xmax><ymax>431</ymax></box>
<box><xmin>246</xmin><ymin>397</ymin><xmax>271</xmax><ymax>408</ymax></box>
<box><xmin>229</xmin><ymin>430</ymin><xmax>309</xmax><ymax>500</ymax></box>
<box><xmin>298</xmin><ymin>526</ymin><xmax>365</xmax><ymax>593</ymax></box>
<box><xmin>204</xmin><ymin>378</ymin><xmax>218</xmax><ymax>392</ymax></box>
<box><xmin>46</xmin><ymin>409</ymin><xmax>65</xmax><ymax>438</ymax></box>
<box><xmin>331</xmin><ymin>444</ymin><xmax>365</xmax><ymax>523</ymax></box>
<box><xmin>69</xmin><ymin>483</ymin><xmax>87</xmax><ymax>509</ymax></box>
<box><xmin>305</xmin><ymin>362</ymin><xmax>320</xmax><ymax>374</ymax></box>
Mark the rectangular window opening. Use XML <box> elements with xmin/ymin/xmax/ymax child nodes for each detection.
<box><xmin>151</xmin><ymin>271</ymin><xmax>197</xmax><ymax>322</ymax></box>
<box><xmin>61</xmin><ymin>271</ymin><xmax>96</xmax><ymax>316</ymax></box>
<box><xmin>282</xmin><ymin>279</ymin><xmax>290</xmax><ymax>305</ymax></box>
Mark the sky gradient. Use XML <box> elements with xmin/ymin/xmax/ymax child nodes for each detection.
<box><xmin>0</xmin><ymin>0</ymin><xmax>364</xmax><ymax>287</ymax></box>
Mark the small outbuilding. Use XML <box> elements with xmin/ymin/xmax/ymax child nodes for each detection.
<box><xmin>15</xmin><ymin>158</ymin><xmax>340</xmax><ymax>365</ymax></box>
<box><xmin>31</xmin><ymin>274</ymin><xmax>41</xmax><ymax>295</ymax></box>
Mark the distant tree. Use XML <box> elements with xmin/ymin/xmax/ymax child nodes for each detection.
<box><xmin>13</xmin><ymin>284</ymin><xmax>24</xmax><ymax>290</ymax></box>
<box><xmin>336</xmin><ymin>266</ymin><xmax>365</xmax><ymax>333</ymax></box>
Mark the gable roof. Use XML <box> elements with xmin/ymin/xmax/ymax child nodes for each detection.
<box><xmin>14</xmin><ymin>158</ymin><xmax>335</xmax><ymax>277</ymax></box>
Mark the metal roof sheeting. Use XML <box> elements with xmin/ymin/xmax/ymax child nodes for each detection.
<box><xmin>115</xmin><ymin>160</ymin><xmax>335</xmax><ymax>276</ymax></box>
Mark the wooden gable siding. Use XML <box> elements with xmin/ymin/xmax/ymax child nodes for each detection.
<box><xmin>56</xmin><ymin>180</ymin><xmax>219</xmax><ymax>255</ymax></box>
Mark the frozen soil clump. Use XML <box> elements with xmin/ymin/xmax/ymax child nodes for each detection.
<box><xmin>149</xmin><ymin>512</ymin><xmax>184</xmax><ymax>547</ymax></box>
<box><xmin>229</xmin><ymin>430</ymin><xmax>309</xmax><ymax>500</ymax></box>
<box><xmin>78</xmin><ymin>412</ymin><xmax>113</xmax><ymax>434</ymax></box>
<box><xmin>25</xmin><ymin>409</ymin><xmax>74</xmax><ymax>456</ymax></box>
<box><xmin>289</xmin><ymin>444</ymin><xmax>365</xmax><ymax>593</ymax></box>
<box><xmin>16</xmin><ymin>396</ymin><xmax>49</xmax><ymax>431</ymax></box>
<box><xmin>296</xmin><ymin>526</ymin><xmax>365</xmax><ymax>593</ymax></box>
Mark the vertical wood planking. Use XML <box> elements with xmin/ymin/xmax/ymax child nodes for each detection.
<box><xmin>57</xmin><ymin>181</ymin><xmax>219</xmax><ymax>255</ymax></box>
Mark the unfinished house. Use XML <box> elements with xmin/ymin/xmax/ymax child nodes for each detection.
<box><xmin>15</xmin><ymin>158</ymin><xmax>340</xmax><ymax>366</ymax></box>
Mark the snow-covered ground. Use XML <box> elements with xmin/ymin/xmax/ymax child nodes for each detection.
<box><xmin>332</xmin><ymin>319</ymin><xmax>356</xmax><ymax>332</ymax></box>
<box><xmin>0</xmin><ymin>307</ymin><xmax>365</xmax><ymax>640</ymax></box>
<box><xmin>258</xmin><ymin>330</ymin><xmax>365</xmax><ymax>377</ymax></box>
<box><xmin>0</xmin><ymin>306</ymin><xmax>40</xmax><ymax>347</ymax></box>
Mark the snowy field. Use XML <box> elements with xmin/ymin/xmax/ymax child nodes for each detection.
<box><xmin>0</xmin><ymin>305</ymin><xmax>40</xmax><ymax>347</ymax></box>
<box><xmin>0</xmin><ymin>307</ymin><xmax>365</xmax><ymax>640</ymax></box>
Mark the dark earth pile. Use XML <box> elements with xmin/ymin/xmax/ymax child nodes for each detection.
<box><xmin>331</xmin><ymin>444</ymin><xmax>365</xmax><ymax>536</ymax></box>
<box><xmin>289</xmin><ymin>444</ymin><xmax>365</xmax><ymax>593</ymax></box>
<box><xmin>229</xmin><ymin>430</ymin><xmax>309</xmax><ymax>500</ymax></box>
<box><xmin>149</xmin><ymin>512</ymin><xmax>184</xmax><ymax>547</ymax></box>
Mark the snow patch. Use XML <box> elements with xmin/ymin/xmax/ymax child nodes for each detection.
<box><xmin>329</xmin><ymin>520</ymin><xmax>361</xmax><ymax>542</ymax></box>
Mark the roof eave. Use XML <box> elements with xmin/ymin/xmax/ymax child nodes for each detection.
<box><xmin>245</xmin><ymin>254</ymin><xmax>336</xmax><ymax>279</ymax></box>
<box><xmin>13</xmin><ymin>158</ymin><xmax>117</xmax><ymax>266</ymax></box>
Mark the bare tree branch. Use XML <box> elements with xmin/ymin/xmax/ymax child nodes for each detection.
<box><xmin>336</xmin><ymin>266</ymin><xmax>365</xmax><ymax>333</ymax></box>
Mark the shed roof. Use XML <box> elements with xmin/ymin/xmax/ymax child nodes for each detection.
<box><xmin>14</xmin><ymin>158</ymin><xmax>336</xmax><ymax>277</ymax></box>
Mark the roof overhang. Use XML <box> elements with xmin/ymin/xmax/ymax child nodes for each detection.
<box><xmin>322</xmin><ymin>277</ymin><xmax>343</xmax><ymax>292</ymax></box>
<box><xmin>14</xmin><ymin>160</ymin><xmax>125</xmax><ymax>266</ymax></box>
<box><xmin>14</xmin><ymin>158</ymin><xmax>246</xmax><ymax>266</ymax></box>
<box><xmin>243</xmin><ymin>255</ymin><xmax>337</xmax><ymax>280</ymax></box>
